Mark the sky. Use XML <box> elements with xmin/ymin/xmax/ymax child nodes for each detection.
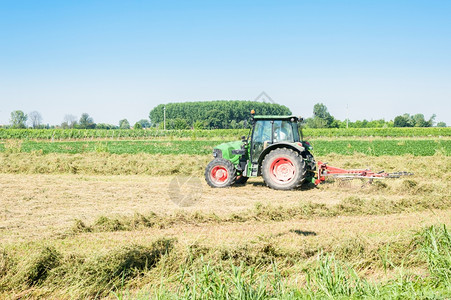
<box><xmin>0</xmin><ymin>0</ymin><xmax>450</xmax><ymax>126</ymax></box>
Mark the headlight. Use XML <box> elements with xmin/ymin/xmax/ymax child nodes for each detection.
<box><xmin>213</xmin><ymin>149</ymin><xmax>222</xmax><ymax>158</ymax></box>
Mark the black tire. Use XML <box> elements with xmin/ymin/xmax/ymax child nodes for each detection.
<box><xmin>235</xmin><ymin>175</ymin><xmax>249</xmax><ymax>185</ymax></box>
<box><xmin>205</xmin><ymin>158</ymin><xmax>236</xmax><ymax>188</ymax></box>
<box><xmin>261</xmin><ymin>148</ymin><xmax>306</xmax><ymax>190</ymax></box>
<box><xmin>303</xmin><ymin>150</ymin><xmax>316</xmax><ymax>173</ymax></box>
<box><xmin>302</xmin><ymin>150</ymin><xmax>316</xmax><ymax>184</ymax></box>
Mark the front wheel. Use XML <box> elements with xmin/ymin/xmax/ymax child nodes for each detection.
<box><xmin>261</xmin><ymin>148</ymin><xmax>306</xmax><ymax>190</ymax></box>
<box><xmin>205</xmin><ymin>158</ymin><xmax>236</xmax><ymax>188</ymax></box>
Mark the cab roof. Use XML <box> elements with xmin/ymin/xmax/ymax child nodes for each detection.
<box><xmin>253</xmin><ymin>115</ymin><xmax>300</xmax><ymax>121</ymax></box>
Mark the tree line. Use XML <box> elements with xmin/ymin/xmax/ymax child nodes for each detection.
<box><xmin>2</xmin><ymin>101</ymin><xmax>447</xmax><ymax>130</ymax></box>
<box><xmin>303</xmin><ymin>103</ymin><xmax>446</xmax><ymax>128</ymax></box>
<box><xmin>5</xmin><ymin>111</ymin><xmax>151</xmax><ymax>130</ymax></box>
<box><xmin>149</xmin><ymin>101</ymin><xmax>292</xmax><ymax>129</ymax></box>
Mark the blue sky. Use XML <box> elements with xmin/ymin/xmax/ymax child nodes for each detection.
<box><xmin>0</xmin><ymin>0</ymin><xmax>450</xmax><ymax>126</ymax></box>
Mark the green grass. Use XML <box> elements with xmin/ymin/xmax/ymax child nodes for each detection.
<box><xmin>1</xmin><ymin>224</ymin><xmax>449</xmax><ymax>299</ymax></box>
<box><xmin>119</xmin><ymin>224</ymin><xmax>451</xmax><ymax>299</ymax></box>
<box><xmin>2</xmin><ymin>140</ymin><xmax>219</xmax><ymax>155</ymax></box>
<box><xmin>1</xmin><ymin>139</ymin><xmax>450</xmax><ymax>156</ymax></box>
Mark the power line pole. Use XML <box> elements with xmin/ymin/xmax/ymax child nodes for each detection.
<box><xmin>163</xmin><ymin>106</ymin><xmax>166</xmax><ymax>130</ymax></box>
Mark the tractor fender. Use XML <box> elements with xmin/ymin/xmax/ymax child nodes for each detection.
<box><xmin>257</xmin><ymin>142</ymin><xmax>305</xmax><ymax>166</ymax></box>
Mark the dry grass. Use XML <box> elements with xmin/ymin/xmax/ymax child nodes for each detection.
<box><xmin>0</xmin><ymin>155</ymin><xmax>449</xmax><ymax>242</ymax></box>
<box><xmin>0</xmin><ymin>153</ymin><xmax>449</xmax><ymax>298</ymax></box>
<box><xmin>0</xmin><ymin>152</ymin><xmax>209</xmax><ymax>175</ymax></box>
<box><xmin>0</xmin><ymin>152</ymin><xmax>449</xmax><ymax>177</ymax></box>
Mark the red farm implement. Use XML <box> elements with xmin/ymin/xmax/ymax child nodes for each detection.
<box><xmin>314</xmin><ymin>161</ymin><xmax>413</xmax><ymax>185</ymax></box>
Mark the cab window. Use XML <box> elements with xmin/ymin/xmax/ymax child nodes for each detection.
<box><xmin>273</xmin><ymin>120</ymin><xmax>294</xmax><ymax>143</ymax></box>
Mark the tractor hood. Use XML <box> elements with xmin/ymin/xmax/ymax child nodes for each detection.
<box><xmin>213</xmin><ymin>140</ymin><xmax>243</xmax><ymax>164</ymax></box>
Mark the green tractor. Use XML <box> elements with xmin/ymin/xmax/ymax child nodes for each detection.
<box><xmin>205</xmin><ymin>112</ymin><xmax>316</xmax><ymax>190</ymax></box>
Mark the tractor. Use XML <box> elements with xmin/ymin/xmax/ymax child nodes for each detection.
<box><xmin>205</xmin><ymin>111</ymin><xmax>414</xmax><ymax>190</ymax></box>
<box><xmin>205</xmin><ymin>111</ymin><xmax>316</xmax><ymax>190</ymax></box>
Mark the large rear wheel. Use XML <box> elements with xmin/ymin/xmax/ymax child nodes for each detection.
<box><xmin>261</xmin><ymin>148</ymin><xmax>306</xmax><ymax>190</ymax></box>
<box><xmin>205</xmin><ymin>158</ymin><xmax>236</xmax><ymax>188</ymax></box>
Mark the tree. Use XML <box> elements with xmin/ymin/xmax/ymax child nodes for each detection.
<box><xmin>437</xmin><ymin>122</ymin><xmax>446</xmax><ymax>127</ymax></box>
<box><xmin>137</xmin><ymin>119</ymin><xmax>151</xmax><ymax>128</ymax></box>
<box><xmin>394</xmin><ymin>115</ymin><xmax>410</xmax><ymax>127</ymax></box>
<box><xmin>79</xmin><ymin>113</ymin><xmax>95</xmax><ymax>129</ymax></box>
<box><xmin>10</xmin><ymin>110</ymin><xmax>28</xmax><ymax>128</ymax></box>
<box><xmin>306</xmin><ymin>103</ymin><xmax>336</xmax><ymax>128</ymax></box>
<box><xmin>193</xmin><ymin>120</ymin><xmax>205</xmax><ymax>130</ymax></box>
<box><xmin>425</xmin><ymin>114</ymin><xmax>436</xmax><ymax>127</ymax></box>
<box><xmin>411</xmin><ymin>114</ymin><xmax>426</xmax><ymax>127</ymax></box>
<box><xmin>394</xmin><ymin>113</ymin><xmax>435</xmax><ymax>127</ymax></box>
<box><xmin>119</xmin><ymin>119</ymin><xmax>130</xmax><ymax>129</ymax></box>
<box><xmin>305</xmin><ymin>117</ymin><xmax>327</xmax><ymax>128</ymax></box>
<box><xmin>96</xmin><ymin>123</ymin><xmax>117</xmax><ymax>129</ymax></box>
<box><xmin>28</xmin><ymin>111</ymin><xmax>43</xmax><ymax>128</ymax></box>
<box><xmin>172</xmin><ymin>118</ymin><xmax>189</xmax><ymax>130</ymax></box>
<box><xmin>133</xmin><ymin>122</ymin><xmax>142</xmax><ymax>129</ymax></box>
<box><xmin>62</xmin><ymin>114</ymin><xmax>78</xmax><ymax>129</ymax></box>
<box><xmin>313</xmin><ymin>103</ymin><xmax>329</xmax><ymax>119</ymax></box>
<box><xmin>205</xmin><ymin>109</ymin><xmax>227</xmax><ymax>129</ymax></box>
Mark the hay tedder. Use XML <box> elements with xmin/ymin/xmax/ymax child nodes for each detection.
<box><xmin>205</xmin><ymin>111</ymin><xmax>412</xmax><ymax>190</ymax></box>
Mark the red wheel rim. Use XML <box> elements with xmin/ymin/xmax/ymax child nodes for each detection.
<box><xmin>211</xmin><ymin>166</ymin><xmax>228</xmax><ymax>184</ymax></box>
<box><xmin>269</xmin><ymin>157</ymin><xmax>295</xmax><ymax>184</ymax></box>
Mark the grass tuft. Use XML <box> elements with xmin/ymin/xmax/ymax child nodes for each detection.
<box><xmin>0</xmin><ymin>248</ymin><xmax>12</xmax><ymax>285</ymax></box>
<box><xmin>49</xmin><ymin>238</ymin><xmax>175</xmax><ymax>297</ymax></box>
<box><xmin>417</xmin><ymin>224</ymin><xmax>451</xmax><ymax>286</ymax></box>
<box><xmin>94</xmin><ymin>216</ymin><xmax>125</xmax><ymax>232</ymax></box>
<box><xmin>15</xmin><ymin>246</ymin><xmax>61</xmax><ymax>287</ymax></box>
<box><xmin>70</xmin><ymin>219</ymin><xmax>92</xmax><ymax>234</ymax></box>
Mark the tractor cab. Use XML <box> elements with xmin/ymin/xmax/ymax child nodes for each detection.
<box><xmin>250</xmin><ymin>115</ymin><xmax>303</xmax><ymax>164</ymax></box>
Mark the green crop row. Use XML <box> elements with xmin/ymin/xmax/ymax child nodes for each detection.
<box><xmin>311</xmin><ymin>139</ymin><xmax>450</xmax><ymax>156</ymax></box>
<box><xmin>0</xmin><ymin>128</ymin><xmax>244</xmax><ymax>140</ymax></box>
<box><xmin>0</xmin><ymin>127</ymin><xmax>449</xmax><ymax>140</ymax></box>
<box><xmin>303</xmin><ymin>127</ymin><xmax>451</xmax><ymax>137</ymax></box>
<box><xmin>1</xmin><ymin>139</ymin><xmax>449</xmax><ymax>156</ymax></box>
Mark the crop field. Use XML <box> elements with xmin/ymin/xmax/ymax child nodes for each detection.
<box><xmin>0</xmin><ymin>138</ymin><xmax>450</xmax><ymax>157</ymax></box>
<box><xmin>0</xmin><ymin>131</ymin><xmax>450</xmax><ymax>298</ymax></box>
<box><xmin>0</xmin><ymin>126</ymin><xmax>450</xmax><ymax>140</ymax></box>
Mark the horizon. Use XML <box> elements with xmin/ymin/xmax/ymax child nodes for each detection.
<box><xmin>0</xmin><ymin>99</ymin><xmax>444</xmax><ymax>127</ymax></box>
<box><xmin>1</xmin><ymin>1</ymin><xmax>450</xmax><ymax>126</ymax></box>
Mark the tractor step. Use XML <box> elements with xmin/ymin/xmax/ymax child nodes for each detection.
<box><xmin>250</xmin><ymin>163</ymin><xmax>259</xmax><ymax>177</ymax></box>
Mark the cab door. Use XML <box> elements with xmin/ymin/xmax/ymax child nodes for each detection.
<box><xmin>251</xmin><ymin>120</ymin><xmax>273</xmax><ymax>163</ymax></box>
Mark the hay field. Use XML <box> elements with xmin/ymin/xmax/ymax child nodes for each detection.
<box><xmin>0</xmin><ymin>149</ymin><xmax>450</xmax><ymax>298</ymax></box>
